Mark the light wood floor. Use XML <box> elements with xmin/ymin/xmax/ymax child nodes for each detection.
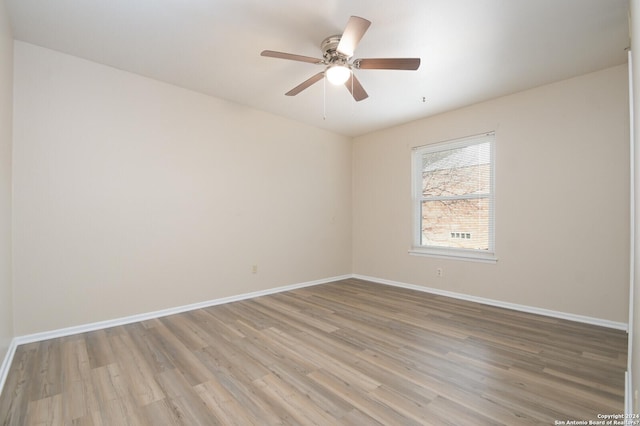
<box><xmin>0</xmin><ymin>279</ymin><xmax>628</xmax><ymax>425</ymax></box>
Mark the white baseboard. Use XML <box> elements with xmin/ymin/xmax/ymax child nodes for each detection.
<box><xmin>13</xmin><ymin>274</ymin><xmax>351</xmax><ymax>347</ymax></box>
<box><xmin>0</xmin><ymin>338</ymin><xmax>18</xmax><ymax>400</ymax></box>
<box><xmin>352</xmin><ymin>274</ymin><xmax>629</xmax><ymax>331</ymax></box>
<box><xmin>1</xmin><ymin>272</ymin><xmax>628</xmax><ymax>399</ymax></box>
<box><xmin>0</xmin><ymin>274</ymin><xmax>348</xmax><ymax>398</ymax></box>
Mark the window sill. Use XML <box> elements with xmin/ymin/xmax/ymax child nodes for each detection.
<box><xmin>408</xmin><ymin>248</ymin><xmax>498</xmax><ymax>264</ymax></box>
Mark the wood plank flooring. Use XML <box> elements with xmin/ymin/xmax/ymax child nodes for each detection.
<box><xmin>0</xmin><ymin>278</ymin><xmax>628</xmax><ymax>425</ymax></box>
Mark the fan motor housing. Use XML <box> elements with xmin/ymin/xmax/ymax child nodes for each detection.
<box><xmin>321</xmin><ymin>35</ymin><xmax>349</xmax><ymax>63</ymax></box>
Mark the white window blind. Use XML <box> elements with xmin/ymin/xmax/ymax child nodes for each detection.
<box><xmin>411</xmin><ymin>133</ymin><xmax>496</xmax><ymax>262</ymax></box>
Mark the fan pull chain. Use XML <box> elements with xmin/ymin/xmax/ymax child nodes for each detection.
<box><xmin>347</xmin><ymin>70</ymin><xmax>355</xmax><ymax>115</ymax></box>
<box><xmin>351</xmin><ymin>71</ymin><xmax>354</xmax><ymax>111</ymax></box>
<box><xmin>323</xmin><ymin>75</ymin><xmax>327</xmax><ymax>120</ymax></box>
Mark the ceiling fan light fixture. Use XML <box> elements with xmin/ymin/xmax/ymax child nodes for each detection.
<box><xmin>261</xmin><ymin>16</ymin><xmax>419</xmax><ymax>101</ymax></box>
<box><xmin>326</xmin><ymin>64</ymin><xmax>351</xmax><ymax>85</ymax></box>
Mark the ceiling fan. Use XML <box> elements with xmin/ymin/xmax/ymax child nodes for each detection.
<box><xmin>261</xmin><ymin>16</ymin><xmax>421</xmax><ymax>102</ymax></box>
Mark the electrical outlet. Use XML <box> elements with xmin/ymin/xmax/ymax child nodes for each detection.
<box><xmin>252</xmin><ymin>265</ymin><xmax>258</xmax><ymax>274</ymax></box>
<box><xmin>436</xmin><ymin>267</ymin><xmax>443</xmax><ymax>277</ymax></box>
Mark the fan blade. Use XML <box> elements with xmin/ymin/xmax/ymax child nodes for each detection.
<box><xmin>355</xmin><ymin>58</ymin><xmax>421</xmax><ymax>70</ymax></box>
<box><xmin>285</xmin><ymin>72</ymin><xmax>325</xmax><ymax>96</ymax></box>
<box><xmin>337</xmin><ymin>16</ymin><xmax>371</xmax><ymax>57</ymax></box>
<box><xmin>344</xmin><ymin>74</ymin><xmax>368</xmax><ymax>102</ymax></box>
<box><xmin>261</xmin><ymin>50</ymin><xmax>323</xmax><ymax>64</ymax></box>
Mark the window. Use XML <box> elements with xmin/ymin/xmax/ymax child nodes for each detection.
<box><xmin>410</xmin><ymin>132</ymin><xmax>496</xmax><ymax>262</ymax></box>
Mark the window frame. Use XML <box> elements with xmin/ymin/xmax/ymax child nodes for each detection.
<box><xmin>409</xmin><ymin>132</ymin><xmax>497</xmax><ymax>263</ymax></box>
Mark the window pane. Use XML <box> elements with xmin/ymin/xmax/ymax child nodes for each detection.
<box><xmin>422</xmin><ymin>142</ymin><xmax>491</xmax><ymax>197</ymax></box>
<box><xmin>421</xmin><ymin>198</ymin><xmax>490</xmax><ymax>250</ymax></box>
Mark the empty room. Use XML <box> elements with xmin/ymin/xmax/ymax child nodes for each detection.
<box><xmin>0</xmin><ymin>0</ymin><xmax>639</xmax><ymax>425</ymax></box>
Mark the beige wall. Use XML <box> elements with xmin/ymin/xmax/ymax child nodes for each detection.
<box><xmin>2</xmin><ymin>10</ymin><xmax>634</xmax><ymax>406</ymax></box>
<box><xmin>12</xmin><ymin>42</ymin><xmax>352</xmax><ymax>335</ymax></box>
<box><xmin>0</xmin><ymin>0</ymin><xmax>13</xmax><ymax>363</ymax></box>
<box><xmin>353</xmin><ymin>65</ymin><xmax>630</xmax><ymax>323</ymax></box>
<box><xmin>7</xmin><ymin>37</ymin><xmax>632</xmax><ymax>353</ymax></box>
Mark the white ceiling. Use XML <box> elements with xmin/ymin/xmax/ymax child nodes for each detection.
<box><xmin>5</xmin><ymin>0</ymin><xmax>630</xmax><ymax>137</ymax></box>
